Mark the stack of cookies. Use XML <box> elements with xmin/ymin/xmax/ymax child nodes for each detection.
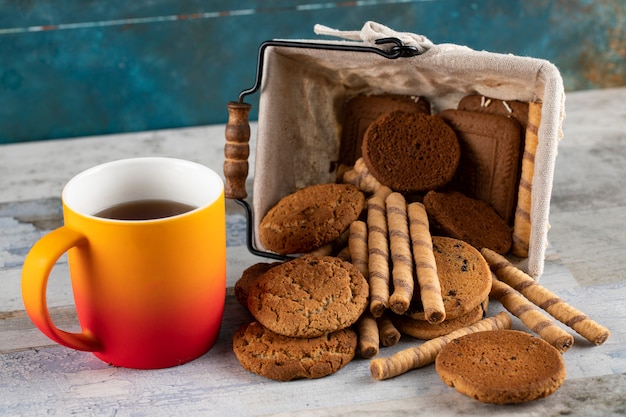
<box><xmin>235</xmin><ymin>95</ymin><xmax>519</xmax><ymax>374</ymax></box>
<box><xmin>229</xmin><ymin>94</ymin><xmax>609</xmax><ymax>405</ymax></box>
<box><xmin>233</xmin><ymin>255</ymin><xmax>369</xmax><ymax>381</ymax></box>
<box><xmin>233</xmin><ymin>181</ymin><xmax>498</xmax><ymax>381</ymax></box>
<box><xmin>392</xmin><ymin>236</ymin><xmax>492</xmax><ymax>340</ymax></box>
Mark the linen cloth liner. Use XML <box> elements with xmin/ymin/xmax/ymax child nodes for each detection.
<box><xmin>251</xmin><ymin>21</ymin><xmax>565</xmax><ymax>279</ymax></box>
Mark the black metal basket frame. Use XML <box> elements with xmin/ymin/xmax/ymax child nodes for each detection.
<box><xmin>230</xmin><ymin>37</ymin><xmax>422</xmax><ymax>260</ymax></box>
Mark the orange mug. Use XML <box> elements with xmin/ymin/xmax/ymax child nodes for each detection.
<box><xmin>22</xmin><ymin>157</ymin><xmax>226</xmax><ymax>369</ymax></box>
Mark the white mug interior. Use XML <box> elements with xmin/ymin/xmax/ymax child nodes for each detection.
<box><xmin>63</xmin><ymin>157</ymin><xmax>223</xmax><ymax>220</ymax></box>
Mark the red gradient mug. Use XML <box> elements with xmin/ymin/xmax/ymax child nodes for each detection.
<box><xmin>21</xmin><ymin>157</ymin><xmax>226</xmax><ymax>369</ymax></box>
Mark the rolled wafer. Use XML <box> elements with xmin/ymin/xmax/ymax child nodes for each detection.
<box><xmin>343</xmin><ymin>158</ymin><xmax>393</xmax><ymax>199</ymax></box>
<box><xmin>386</xmin><ymin>193</ymin><xmax>414</xmax><ymax>315</ymax></box>
<box><xmin>336</xmin><ymin>163</ymin><xmax>351</xmax><ymax>183</ymax></box>
<box><xmin>408</xmin><ymin>202</ymin><xmax>445</xmax><ymax>324</ymax></box>
<box><xmin>482</xmin><ymin>248</ymin><xmax>610</xmax><ymax>345</ymax></box>
<box><xmin>370</xmin><ymin>312</ymin><xmax>512</xmax><ymax>380</ymax></box>
<box><xmin>306</xmin><ymin>228</ymin><xmax>351</xmax><ymax>257</ymax></box>
<box><xmin>336</xmin><ymin>246</ymin><xmax>351</xmax><ymax>261</ymax></box>
<box><xmin>512</xmin><ymin>101</ymin><xmax>541</xmax><ymax>257</ymax></box>
<box><xmin>305</xmin><ymin>242</ymin><xmax>333</xmax><ymax>257</ymax></box>
<box><xmin>368</xmin><ymin>194</ymin><xmax>391</xmax><ymax>317</ymax></box>
<box><xmin>357</xmin><ymin>311</ymin><xmax>380</xmax><ymax>359</ymax></box>
<box><xmin>349</xmin><ymin>220</ymin><xmax>368</xmax><ymax>278</ymax></box>
<box><xmin>490</xmin><ymin>273</ymin><xmax>574</xmax><ymax>352</ymax></box>
<box><xmin>377</xmin><ymin>313</ymin><xmax>401</xmax><ymax>347</ymax></box>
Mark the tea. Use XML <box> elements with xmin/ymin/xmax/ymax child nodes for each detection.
<box><xmin>94</xmin><ymin>199</ymin><xmax>197</xmax><ymax>220</ymax></box>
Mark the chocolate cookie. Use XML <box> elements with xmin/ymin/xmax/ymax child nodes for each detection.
<box><xmin>438</xmin><ymin>109</ymin><xmax>522</xmax><ymax>224</ymax></box>
<box><xmin>424</xmin><ymin>190</ymin><xmax>512</xmax><ymax>254</ymax></box>
<box><xmin>259</xmin><ymin>183</ymin><xmax>365</xmax><ymax>255</ymax></box>
<box><xmin>361</xmin><ymin>111</ymin><xmax>460</xmax><ymax>193</ymax></box>
<box><xmin>435</xmin><ymin>330</ymin><xmax>566</xmax><ymax>404</ymax></box>
<box><xmin>234</xmin><ymin>262</ymin><xmax>282</xmax><ymax>308</ymax></box>
<box><xmin>233</xmin><ymin>321</ymin><xmax>357</xmax><ymax>381</ymax></box>
<box><xmin>340</xmin><ymin>94</ymin><xmax>431</xmax><ymax>167</ymax></box>
<box><xmin>392</xmin><ymin>298</ymin><xmax>488</xmax><ymax>340</ymax></box>
<box><xmin>247</xmin><ymin>256</ymin><xmax>369</xmax><ymax>338</ymax></box>
<box><xmin>405</xmin><ymin>236</ymin><xmax>492</xmax><ymax>321</ymax></box>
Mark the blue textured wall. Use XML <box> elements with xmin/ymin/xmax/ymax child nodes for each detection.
<box><xmin>1</xmin><ymin>0</ymin><xmax>624</xmax><ymax>143</ymax></box>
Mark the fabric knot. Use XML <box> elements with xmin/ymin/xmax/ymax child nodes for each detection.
<box><xmin>314</xmin><ymin>21</ymin><xmax>433</xmax><ymax>54</ymax></box>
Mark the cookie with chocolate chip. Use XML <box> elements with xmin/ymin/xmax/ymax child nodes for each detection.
<box><xmin>405</xmin><ymin>236</ymin><xmax>491</xmax><ymax>321</ymax></box>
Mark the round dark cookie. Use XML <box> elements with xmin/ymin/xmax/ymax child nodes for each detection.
<box><xmin>339</xmin><ymin>94</ymin><xmax>431</xmax><ymax>166</ymax></box>
<box><xmin>435</xmin><ymin>329</ymin><xmax>566</xmax><ymax>404</ymax></box>
<box><xmin>247</xmin><ymin>256</ymin><xmax>369</xmax><ymax>338</ymax></box>
<box><xmin>233</xmin><ymin>321</ymin><xmax>357</xmax><ymax>381</ymax></box>
<box><xmin>259</xmin><ymin>183</ymin><xmax>365</xmax><ymax>255</ymax></box>
<box><xmin>424</xmin><ymin>190</ymin><xmax>512</xmax><ymax>254</ymax></box>
<box><xmin>361</xmin><ymin>110</ymin><xmax>460</xmax><ymax>193</ymax></box>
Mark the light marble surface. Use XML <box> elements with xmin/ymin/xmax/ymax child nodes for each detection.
<box><xmin>1</xmin><ymin>88</ymin><xmax>625</xmax><ymax>416</ymax></box>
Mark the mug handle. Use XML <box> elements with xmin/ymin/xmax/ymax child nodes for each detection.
<box><xmin>22</xmin><ymin>226</ymin><xmax>102</xmax><ymax>352</ymax></box>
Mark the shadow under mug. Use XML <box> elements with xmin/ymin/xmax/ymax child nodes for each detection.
<box><xmin>22</xmin><ymin>157</ymin><xmax>226</xmax><ymax>369</ymax></box>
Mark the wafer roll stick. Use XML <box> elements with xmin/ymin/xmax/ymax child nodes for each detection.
<box><xmin>482</xmin><ymin>248</ymin><xmax>610</xmax><ymax>345</ymax></box>
<box><xmin>368</xmin><ymin>194</ymin><xmax>390</xmax><ymax>317</ymax></box>
<box><xmin>490</xmin><ymin>273</ymin><xmax>574</xmax><ymax>352</ymax></box>
<box><xmin>305</xmin><ymin>242</ymin><xmax>333</xmax><ymax>257</ymax></box>
<box><xmin>386</xmin><ymin>193</ymin><xmax>414</xmax><ymax>315</ymax></box>
<box><xmin>349</xmin><ymin>220</ymin><xmax>369</xmax><ymax>278</ymax></box>
<box><xmin>357</xmin><ymin>311</ymin><xmax>380</xmax><ymax>359</ymax></box>
<box><xmin>310</xmin><ymin>228</ymin><xmax>352</xmax><ymax>256</ymax></box>
<box><xmin>370</xmin><ymin>312</ymin><xmax>512</xmax><ymax>380</ymax></box>
<box><xmin>343</xmin><ymin>158</ymin><xmax>393</xmax><ymax>199</ymax></box>
<box><xmin>336</xmin><ymin>163</ymin><xmax>351</xmax><ymax>183</ymax></box>
<box><xmin>512</xmin><ymin>101</ymin><xmax>542</xmax><ymax>257</ymax></box>
<box><xmin>377</xmin><ymin>313</ymin><xmax>401</xmax><ymax>347</ymax></box>
<box><xmin>408</xmin><ymin>202</ymin><xmax>446</xmax><ymax>324</ymax></box>
<box><xmin>336</xmin><ymin>246</ymin><xmax>351</xmax><ymax>261</ymax></box>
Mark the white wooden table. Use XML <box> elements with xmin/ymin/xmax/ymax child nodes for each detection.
<box><xmin>1</xmin><ymin>88</ymin><xmax>625</xmax><ymax>416</ymax></box>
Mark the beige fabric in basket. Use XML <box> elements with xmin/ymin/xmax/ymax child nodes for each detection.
<box><xmin>251</xmin><ymin>22</ymin><xmax>565</xmax><ymax>279</ymax></box>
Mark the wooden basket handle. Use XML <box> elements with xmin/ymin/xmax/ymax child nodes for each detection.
<box><xmin>224</xmin><ymin>101</ymin><xmax>252</xmax><ymax>199</ymax></box>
